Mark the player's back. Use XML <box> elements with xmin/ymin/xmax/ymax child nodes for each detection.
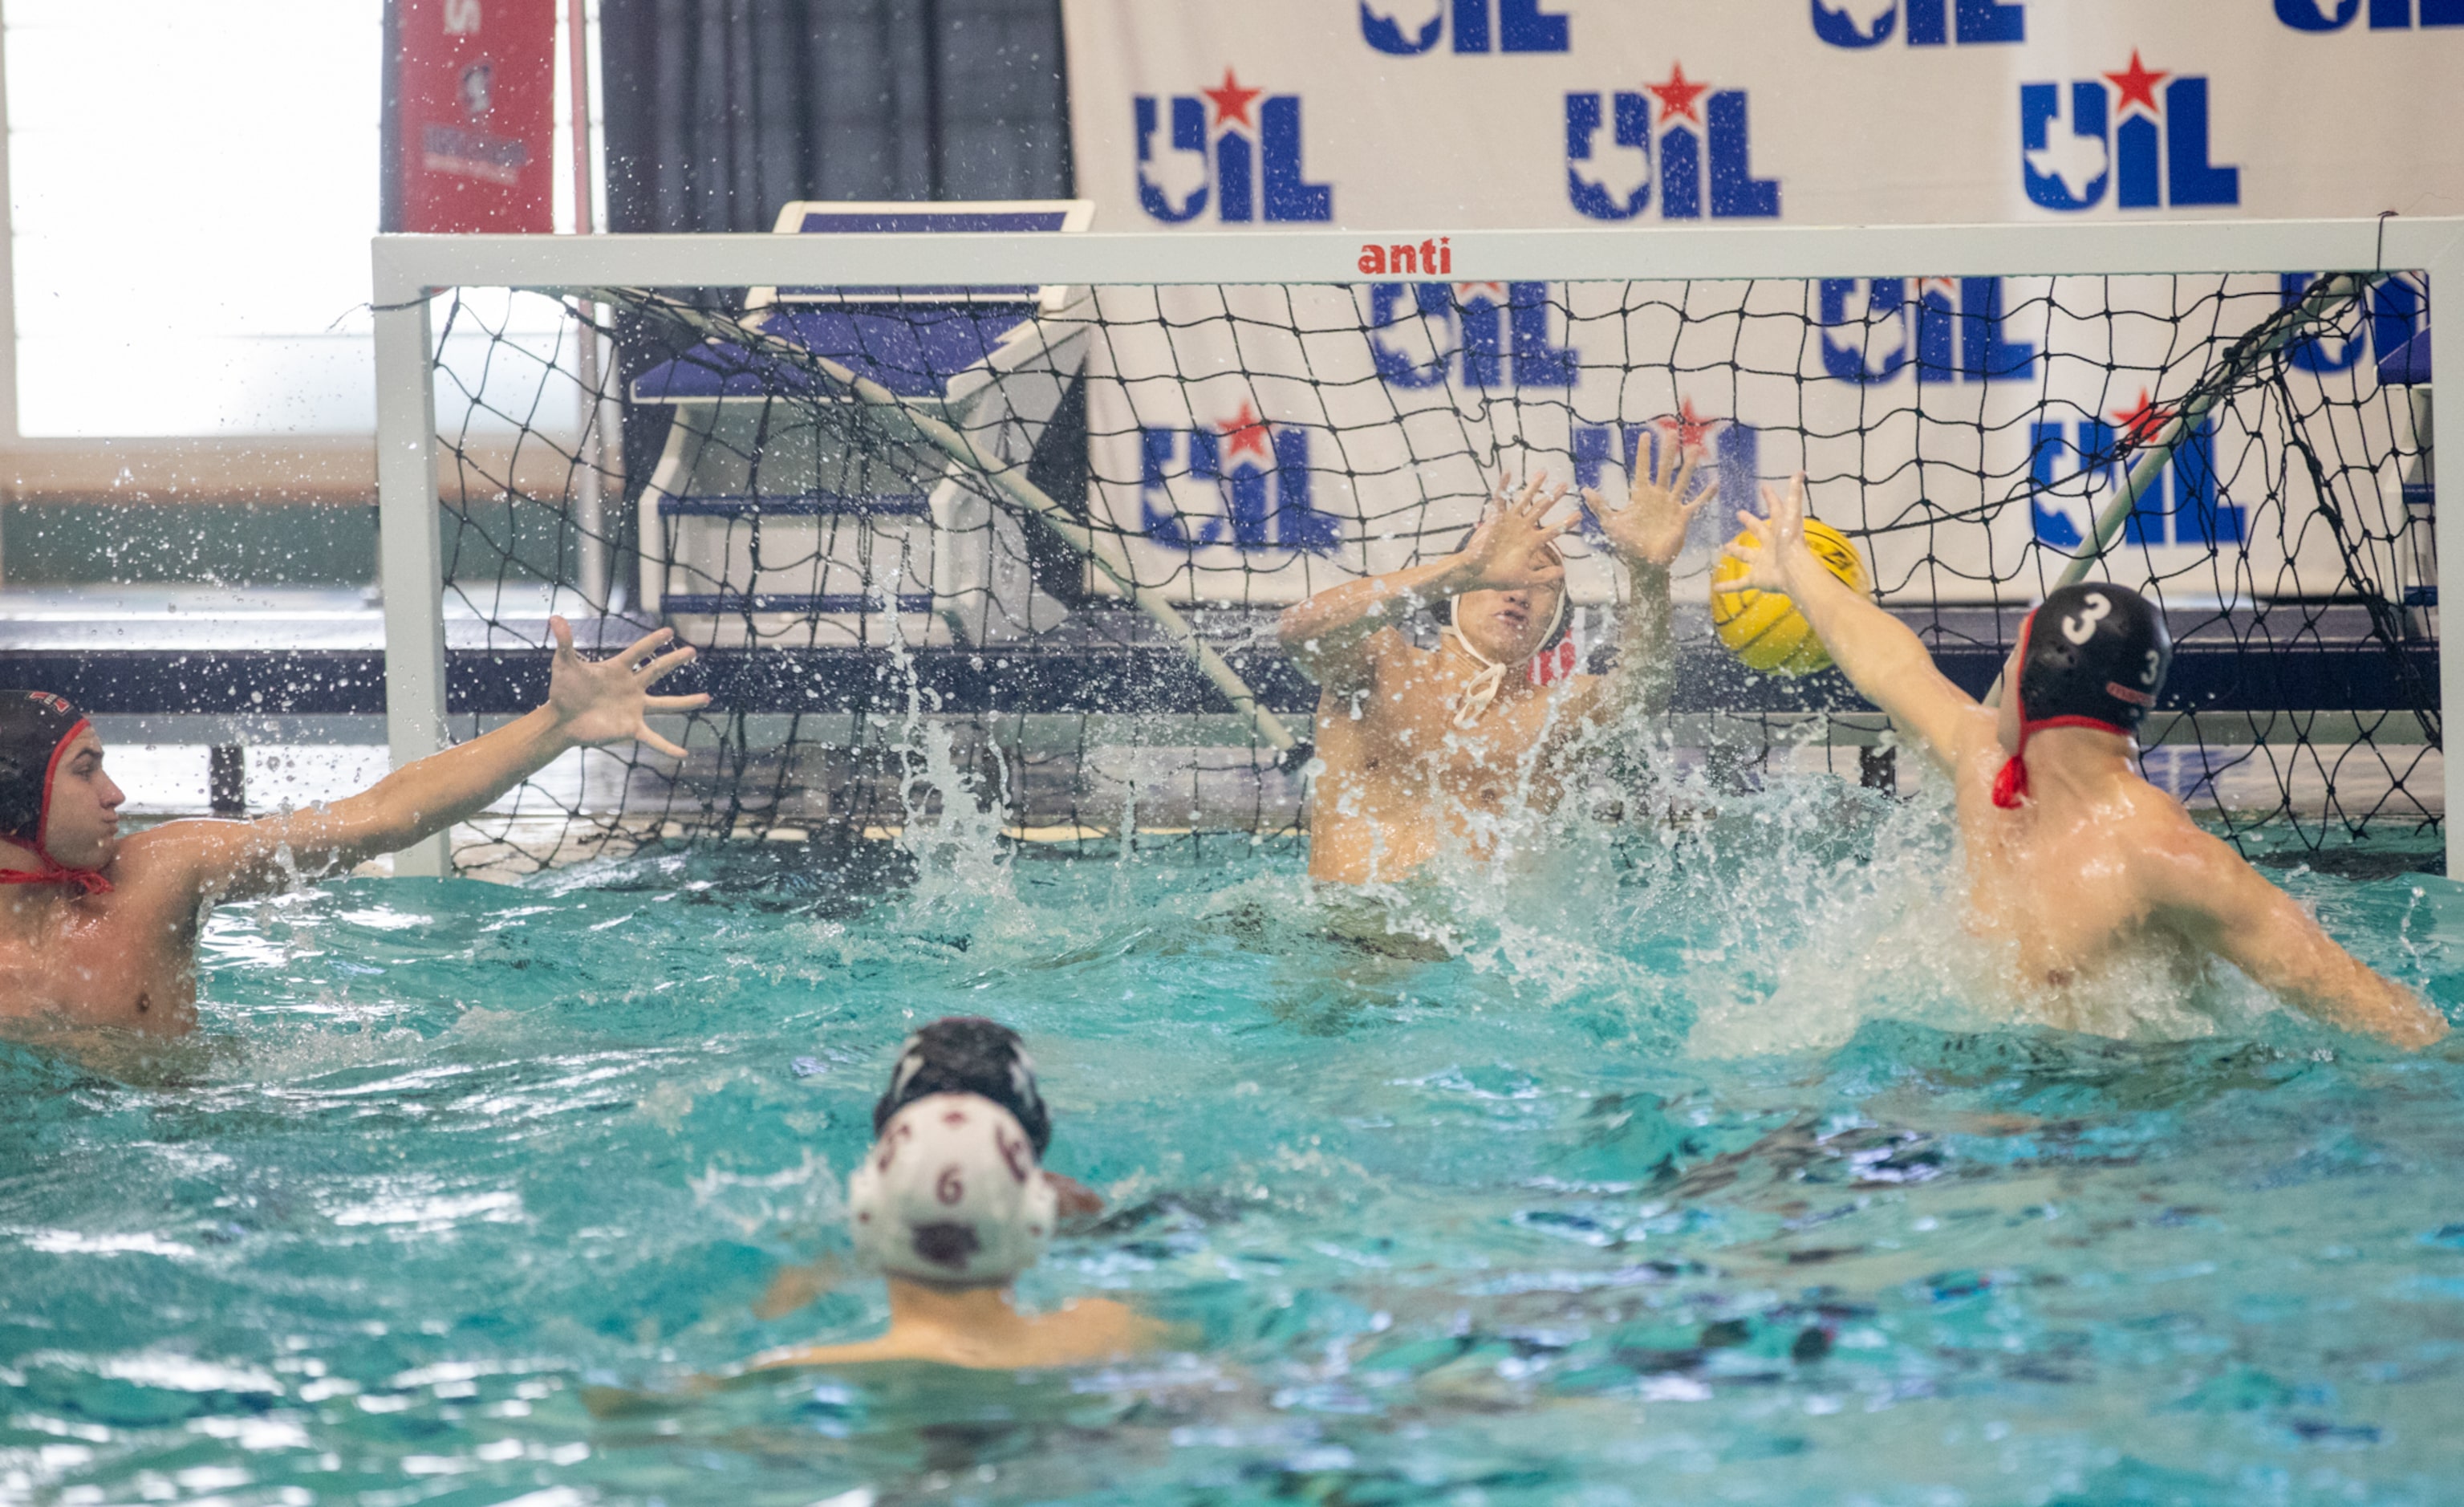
<box><xmin>1950</xmin><ymin>743</ymin><xmax>2221</xmax><ymax>1029</ymax></box>
<box><xmin>757</xmin><ymin>1296</ymin><xmax>1160</xmax><ymax>1372</ymax></box>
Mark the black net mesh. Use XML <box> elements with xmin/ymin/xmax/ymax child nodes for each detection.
<box><xmin>425</xmin><ymin>268</ymin><xmax>2438</xmax><ymax>875</ymax></box>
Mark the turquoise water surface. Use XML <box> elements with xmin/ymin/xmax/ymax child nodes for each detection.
<box><xmin>4</xmin><ymin>781</ymin><xmax>2463</xmax><ymax>1506</ymax></box>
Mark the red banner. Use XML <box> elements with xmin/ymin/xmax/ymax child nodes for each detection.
<box><xmin>388</xmin><ymin>0</ymin><xmax>554</xmax><ymax>234</ymax></box>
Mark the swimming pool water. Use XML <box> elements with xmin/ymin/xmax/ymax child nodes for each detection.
<box><xmin>3</xmin><ymin>785</ymin><xmax>2462</xmax><ymax>1506</ymax></box>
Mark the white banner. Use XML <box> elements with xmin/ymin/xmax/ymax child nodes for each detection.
<box><xmin>1059</xmin><ymin>1</ymin><xmax>2449</xmax><ymax>607</ymax></box>
<box><xmin>1062</xmin><ymin>0</ymin><xmax>2463</xmax><ymax>231</ymax></box>
<box><xmin>1081</xmin><ymin>275</ymin><xmax>2425</xmax><ymax>608</ymax></box>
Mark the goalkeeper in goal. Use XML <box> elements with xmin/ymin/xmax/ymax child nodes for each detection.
<box><xmin>1279</xmin><ymin>446</ymin><xmax>1710</xmax><ymax>886</ymax></box>
<box><xmin>0</xmin><ymin>621</ymin><xmax>705</xmax><ymax>1036</ymax></box>
<box><xmin>1724</xmin><ymin>477</ymin><xmax>2446</xmax><ymax>1050</ymax></box>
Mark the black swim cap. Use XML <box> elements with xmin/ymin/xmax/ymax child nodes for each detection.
<box><xmin>874</xmin><ymin>1017</ymin><xmax>1051</xmax><ymax>1155</ymax></box>
<box><xmin>1993</xmin><ymin>584</ymin><xmax>2172</xmax><ymax>810</ymax></box>
<box><xmin>2013</xmin><ymin>583</ymin><xmax>2172</xmax><ymax>734</ymax></box>
<box><xmin>0</xmin><ymin>691</ymin><xmax>91</xmax><ymax>854</ymax></box>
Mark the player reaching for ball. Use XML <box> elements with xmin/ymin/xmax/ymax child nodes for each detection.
<box><xmin>1724</xmin><ymin>474</ymin><xmax>2446</xmax><ymax>1048</ymax></box>
<box><xmin>1279</xmin><ymin>445</ymin><xmax>1713</xmax><ymax>885</ymax></box>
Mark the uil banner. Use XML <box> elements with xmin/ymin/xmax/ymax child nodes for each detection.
<box><xmin>1057</xmin><ymin>1</ymin><xmax>2449</xmax><ymax>610</ymax></box>
<box><xmin>1074</xmin><ymin>275</ymin><xmax>2427</xmax><ymax>612</ymax></box>
<box><xmin>1062</xmin><ymin>0</ymin><xmax>2463</xmax><ymax>230</ymax></box>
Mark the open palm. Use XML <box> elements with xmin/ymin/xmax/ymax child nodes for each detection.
<box><xmin>546</xmin><ymin>617</ymin><xmax>710</xmax><ymax>758</ymax></box>
<box><xmin>1459</xmin><ymin>473</ymin><xmax>1574</xmax><ymax>591</ymax></box>
<box><xmin>1586</xmin><ymin>442</ymin><xmax>1715</xmax><ymax>571</ymax></box>
<box><xmin>1722</xmin><ymin>473</ymin><xmax>1812</xmax><ymax>592</ymax></box>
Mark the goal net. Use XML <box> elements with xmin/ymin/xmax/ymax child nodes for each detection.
<box><xmin>401</xmin><ymin>220</ymin><xmax>2442</xmax><ymax>875</ymax></box>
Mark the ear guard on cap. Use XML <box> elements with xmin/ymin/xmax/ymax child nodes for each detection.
<box><xmin>0</xmin><ymin>690</ymin><xmax>90</xmax><ymax>856</ymax></box>
<box><xmin>848</xmin><ymin>1093</ymin><xmax>1057</xmax><ymax>1288</ymax></box>
<box><xmin>1993</xmin><ymin>583</ymin><xmax>2172</xmax><ymax>810</ymax></box>
<box><xmin>2015</xmin><ymin>583</ymin><xmax>2171</xmax><ymax>733</ymax></box>
<box><xmin>1446</xmin><ymin>538</ymin><xmax>1572</xmax><ymax>727</ymax></box>
<box><xmin>0</xmin><ymin>690</ymin><xmax>111</xmax><ymax>894</ymax></box>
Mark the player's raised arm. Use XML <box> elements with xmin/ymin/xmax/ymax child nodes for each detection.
<box><xmin>140</xmin><ymin>619</ymin><xmax>709</xmax><ymax>902</ymax></box>
<box><xmin>1724</xmin><ymin>473</ymin><xmax>1987</xmax><ymax>772</ymax></box>
<box><xmin>2141</xmin><ymin>827</ymin><xmax>2449</xmax><ymax>1048</ymax></box>
<box><xmin>1581</xmin><ymin>442</ymin><xmax>1715</xmax><ymax>718</ymax></box>
<box><xmin>1277</xmin><ymin>475</ymin><xmax>1570</xmax><ymax>690</ymax></box>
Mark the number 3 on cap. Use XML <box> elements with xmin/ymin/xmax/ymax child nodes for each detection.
<box><xmin>2062</xmin><ymin>592</ymin><xmax>2112</xmax><ymax>645</ymax></box>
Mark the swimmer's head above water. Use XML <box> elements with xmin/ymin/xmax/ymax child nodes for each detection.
<box><xmin>1993</xmin><ymin>583</ymin><xmax>2173</xmax><ymax>809</ymax></box>
<box><xmin>875</xmin><ymin>1015</ymin><xmax>1051</xmax><ymax>1155</ymax></box>
<box><xmin>0</xmin><ymin>692</ymin><xmax>122</xmax><ymax>892</ymax></box>
<box><xmin>849</xmin><ymin>1092</ymin><xmax>1057</xmax><ymax>1289</ymax></box>
<box><xmin>1448</xmin><ymin>544</ymin><xmax>1567</xmax><ymax>669</ymax></box>
<box><xmin>1447</xmin><ymin>531</ymin><xmax>1573</xmax><ymax>727</ymax></box>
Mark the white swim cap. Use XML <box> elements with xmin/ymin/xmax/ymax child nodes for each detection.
<box><xmin>1447</xmin><ymin>542</ymin><xmax>1570</xmax><ymax>729</ymax></box>
<box><xmin>847</xmin><ymin>1092</ymin><xmax>1057</xmax><ymax>1287</ymax></box>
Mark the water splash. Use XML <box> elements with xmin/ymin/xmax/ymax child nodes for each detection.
<box><xmin>877</xmin><ymin>575</ymin><xmax>1013</xmax><ymax>910</ymax></box>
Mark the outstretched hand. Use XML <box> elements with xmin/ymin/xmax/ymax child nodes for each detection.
<box><xmin>1723</xmin><ymin>472</ymin><xmax>1814</xmax><ymax>593</ymax></box>
<box><xmin>546</xmin><ymin>616</ymin><xmax>711</xmax><ymax>758</ymax></box>
<box><xmin>1455</xmin><ymin>473</ymin><xmax>1573</xmax><ymax>593</ymax></box>
<box><xmin>1585</xmin><ymin>442</ymin><xmax>1715</xmax><ymax>571</ymax></box>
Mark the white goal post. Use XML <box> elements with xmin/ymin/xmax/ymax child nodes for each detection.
<box><xmin>370</xmin><ymin>217</ymin><xmax>2464</xmax><ymax>876</ymax></box>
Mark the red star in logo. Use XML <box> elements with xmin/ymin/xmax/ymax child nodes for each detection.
<box><xmin>1200</xmin><ymin>67</ymin><xmax>1263</xmax><ymax>131</ymax></box>
<box><xmin>2104</xmin><ymin>51</ymin><xmax>2168</xmax><ymax>116</ymax></box>
<box><xmin>1646</xmin><ymin>62</ymin><xmax>1709</xmax><ymax>126</ymax></box>
<box><xmin>1656</xmin><ymin>397</ymin><xmax>1721</xmax><ymax>453</ymax></box>
<box><xmin>2110</xmin><ymin>388</ymin><xmax>2174</xmax><ymax>447</ymax></box>
<box><xmin>1218</xmin><ymin>401</ymin><xmax>1273</xmax><ymax>459</ymax></box>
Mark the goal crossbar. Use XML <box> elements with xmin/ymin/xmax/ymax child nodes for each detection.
<box><xmin>370</xmin><ymin>217</ymin><xmax>2464</xmax><ymax>875</ymax></box>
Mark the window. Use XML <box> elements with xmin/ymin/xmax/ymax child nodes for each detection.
<box><xmin>7</xmin><ymin>1</ymin><xmax>384</xmax><ymax>437</ymax></box>
<box><xmin>5</xmin><ymin>0</ymin><xmax>599</xmax><ymax>441</ymax></box>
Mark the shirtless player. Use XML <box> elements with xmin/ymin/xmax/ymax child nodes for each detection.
<box><xmin>0</xmin><ymin>619</ymin><xmax>706</xmax><ymax>1035</ymax></box>
<box><xmin>1278</xmin><ymin>445</ymin><xmax>1711</xmax><ymax>884</ymax></box>
<box><xmin>1725</xmin><ymin>473</ymin><xmax>2446</xmax><ymax>1048</ymax></box>
<box><xmin>749</xmin><ymin>1088</ymin><xmax>1160</xmax><ymax>1372</ymax></box>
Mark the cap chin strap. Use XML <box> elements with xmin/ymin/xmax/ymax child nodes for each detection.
<box><xmin>0</xmin><ymin>717</ymin><xmax>111</xmax><ymax>894</ymax></box>
<box><xmin>1989</xmin><ymin>615</ymin><xmax>2133</xmax><ymax>810</ymax></box>
<box><xmin>1447</xmin><ymin>590</ymin><xmax>1568</xmax><ymax>730</ymax></box>
<box><xmin>1991</xmin><ymin>715</ymin><xmax>2133</xmax><ymax>810</ymax></box>
<box><xmin>0</xmin><ymin>856</ymin><xmax>111</xmax><ymax>896</ymax></box>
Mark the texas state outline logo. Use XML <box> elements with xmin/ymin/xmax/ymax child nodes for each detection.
<box><xmin>1134</xmin><ymin>67</ymin><xmax>1333</xmax><ymax>225</ymax></box>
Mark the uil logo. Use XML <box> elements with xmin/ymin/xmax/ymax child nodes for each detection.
<box><xmin>1572</xmin><ymin>401</ymin><xmax>1760</xmax><ymax>537</ymax></box>
<box><xmin>1817</xmin><ymin>278</ymin><xmax>2036</xmax><ymax>384</ymax></box>
<box><xmin>1359</xmin><ymin>0</ymin><xmax>1569</xmax><ymax>54</ymax></box>
<box><xmin>1135</xmin><ymin>68</ymin><xmax>1333</xmax><ymax>225</ymax></box>
<box><xmin>1565</xmin><ymin>63</ymin><xmax>1779</xmax><ymax>221</ymax></box>
<box><xmin>2274</xmin><ymin>0</ymin><xmax>2464</xmax><ymax>29</ymax></box>
<box><xmin>2021</xmin><ymin>51</ymin><xmax>2239</xmax><ymax>212</ymax></box>
<box><xmin>1140</xmin><ymin>404</ymin><xmax>1340</xmax><ymax>554</ymax></box>
<box><xmin>1366</xmin><ymin>281</ymin><xmax>1577</xmax><ymax>391</ymax></box>
<box><xmin>1812</xmin><ymin>0</ymin><xmax>2024</xmax><ymax>47</ymax></box>
<box><xmin>2030</xmin><ymin>390</ymin><xmax>2240</xmax><ymax>550</ymax></box>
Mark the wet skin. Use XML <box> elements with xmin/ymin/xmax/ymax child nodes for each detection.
<box><xmin>750</xmin><ymin>1277</ymin><xmax>1166</xmax><ymax>1372</ymax></box>
<box><xmin>1283</xmin><ymin>453</ymin><xmax>1715</xmax><ymax>886</ymax></box>
<box><xmin>0</xmin><ymin>619</ymin><xmax>708</xmax><ymax>1037</ymax></box>
<box><xmin>1304</xmin><ymin>601</ymin><xmax>1597</xmax><ymax>885</ymax></box>
<box><xmin>1727</xmin><ymin>474</ymin><xmax>2447</xmax><ymax>1048</ymax></box>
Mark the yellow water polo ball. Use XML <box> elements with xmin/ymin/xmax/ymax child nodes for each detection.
<box><xmin>1708</xmin><ymin>518</ymin><xmax>1869</xmax><ymax>676</ymax></box>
